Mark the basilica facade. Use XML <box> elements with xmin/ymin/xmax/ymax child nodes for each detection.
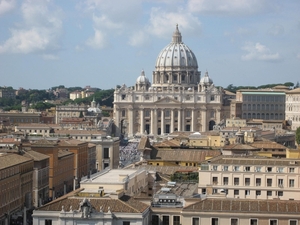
<box><xmin>114</xmin><ymin>25</ymin><xmax>223</xmax><ymax>137</ymax></box>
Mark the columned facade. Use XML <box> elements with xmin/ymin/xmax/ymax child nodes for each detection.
<box><xmin>114</xmin><ymin>25</ymin><xmax>223</xmax><ymax>138</ymax></box>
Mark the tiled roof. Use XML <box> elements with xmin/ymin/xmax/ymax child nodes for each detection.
<box><xmin>250</xmin><ymin>141</ymin><xmax>286</xmax><ymax>150</ymax></box>
<box><xmin>183</xmin><ymin>198</ymin><xmax>300</xmax><ymax>214</ymax></box>
<box><xmin>58</xmin><ymin>150</ymin><xmax>74</xmax><ymax>158</ymax></box>
<box><xmin>58</xmin><ymin>139</ymin><xmax>87</xmax><ymax>146</ymax></box>
<box><xmin>222</xmin><ymin>144</ymin><xmax>259</xmax><ymax>151</ymax></box>
<box><xmin>154</xmin><ymin>139</ymin><xmax>181</xmax><ymax>148</ymax></box>
<box><xmin>23</xmin><ymin>150</ymin><xmax>49</xmax><ymax>161</ymax></box>
<box><xmin>0</xmin><ymin>153</ymin><xmax>33</xmax><ymax>169</ymax></box>
<box><xmin>16</xmin><ymin>123</ymin><xmax>53</xmax><ymax>128</ymax></box>
<box><xmin>153</xmin><ymin>149</ymin><xmax>221</xmax><ymax>162</ymax></box>
<box><xmin>37</xmin><ymin>195</ymin><xmax>149</xmax><ymax>213</ymax></box>
<box><xmin>137</xmin><ymin>136</ymin><xmax>150</xmax><ymax>150</ymax></box>
<box><xmin>204</xmin><ymin>155</ymin><xmax>300</xmax><ymax>166</ymax></box>
<box><xmin>287</xmin><ymin>88</ymin><xmax>300</xmax><ymax>93</ymax></box>
<box><xmin>54</xmin><ymin>130</ymin><xmax>105</xmax><ymax>135</ymax></box>
<box><xmin>125</xmin><ymin>165</ymin><xmax>198</xmax><ymax>175</ymax></box>
<box><xmin>31</xmin><ymin>139</ymin><xmax>58</xmax><ymax>147</ymax></box>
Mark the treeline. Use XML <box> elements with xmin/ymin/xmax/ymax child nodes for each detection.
<box><xmin>225</xmin><ymin>82</ymin><xmax>299</xmax><ymax>93</ymax></box>
<box><xmin>0</xmin><ymin>88</ymin><xmax>114</xmax><ymax>111</ymax></box>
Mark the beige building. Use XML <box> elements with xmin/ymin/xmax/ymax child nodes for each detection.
<box><xmin>235</xmin><ymin>86</ymin><xmax>288</xmax><ymax>121</ymax></box>
<box><xmin>198</xmin><ymin>155</ymin><xmax>300</xmax><ymax>201</ymax></box>
<box><xmin>286</xmin><ymin>88</ymin><xmax>300</xmax><ymax>130</ymax></box>
<box><xmin>114</xmin><ymin>25</ymin><xmax>223</xmax><ymax>138</ymax></box>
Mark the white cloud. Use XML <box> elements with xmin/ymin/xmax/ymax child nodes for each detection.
<box><xmin>188</xmin><ymin>0</ymin><xmax>275</xmax><ymax>16</ymax></box>
<box><xmin>0</xmin><ymin>0</ymin><xmax>62</xmax><ymax>56</ymax></box>
<box><xmin>86</xmin><ymin>28</ymin><xmax>108</xmax><ymax>49</ymax></box>
<box><xmin>0</xmin><ymin>0</ymin><xmax>16</xmax><ymax>15</ymax></box>
<box><xmin>147</xmin><ymin>7</ymin><xmax>202</xmax><ymax>39</ymax></box>
<box><xmin>128</xmin><ymin>30</ymin><xmax>150</xmax><ymax>47</ymax></box>
<box><xmin>241</xmin><ymin>42</ymin><xmax>282</xmax><ymax>62</ymax></box>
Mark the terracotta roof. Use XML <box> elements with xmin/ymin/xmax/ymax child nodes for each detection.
<box><xmin>31</xmin><ymin>139</ymin><xmax>58</xmax><ymax>147</ymax></box>
<box><xmin>287</xmin><ymin>88</ymin><xmax>300</xmax><ymax>94</ymax></box>
<box><xmin>137</xmin><ymin>136</ymin><xmax>151</xmax><ymax>150</ymax></box>
<box><xmin>152</xmin><ymin>149</ymin><xmax>221</xmax><ymax>162</ymax></box>
<box><xmin>183</xmin><ymin>198</ymin><xmax>300</xmax><ymax>214</ymax></box>
<box><xmin>37</xmin><ymin>195</ymin><xmax>149</xmax><ymax>213</ymax></box>
<box><xmin>0</xmin><ymin>153</ymin><xmax>33</xmax><ymax>169</ymax></box>
<box><xmin>58</xmin><ymin>139</ymin><xmax>87</xmax><ymax>146</ymax></box>
<box><xmin>250</xmin><ymin>141</ymin><xmax>286</xmax><ymax>150</ymax></box>
<box><xmin>222</xmin><ymin>144</ymin><xmax>259</xmax><ymax>151</ymax></box>
<box><xmin>16</xmin><ymin>123</ymin><xmax>53</xmax><ymax>128</ymax></box>
<box><xmin>58</xmin><ymin>150</ymin><xmax>74</xmax><ymax>158</ymax></box>
<box><xmin>204</xmin><ymin>155</ymin><xmax>300</xmax><ymax>166</ymax></box>
<box><xmin>23</xmin><ymin>150</ymin><xmax>49</xmax><ymax>161</ymax></box>
<box><xmin>54</xmin><ymin>130</ymin><xmax>105</xmax><ymax>135</ymax></box>
<box><xmin>126</xmin><ymin>165</ymin><xmax>198</xmax><ymax>175</ymax></box>
<box><xmin>154</xmin><ymin>139</ymin><xmax>181</xmax><ymax>148</ymax></box>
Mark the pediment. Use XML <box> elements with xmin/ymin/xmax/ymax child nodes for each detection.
<box><xmin>154</xmin><ymin>96</ymin><xmax>180</xmax><ymax>104</ymax></box>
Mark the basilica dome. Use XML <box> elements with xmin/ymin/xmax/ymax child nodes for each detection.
<box><xmin>200</xmin><ymin>71</ymin><xmax>213</xmax><ymax>85</ymax></box>
<box><xmin>155</xmin><ymin>25</ymin><xmax>198</xmax><ymax>70</ymax></box>
<box><xmin>136</xmin><ymin>70</ymin><xmax>150</xmax><ymax>84</ymax></box>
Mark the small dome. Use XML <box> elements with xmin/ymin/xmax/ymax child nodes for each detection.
<box><xmin>88</xmin><ymin>107</ymin><xmax>101</xmax><ymax>113</ymax></box>
<box><xmin>200</xmin><ymin>71</ymin><xmax>213</xmax><ymax>85</ymax></box>
<box><xmin>155</xmin><ymin>25</ymin><xmax>198</xmax><ymax>70</ymax></box>
<box><xmin>136</xmin><ymin>70</ymin><xmax>150</xmax><ymax>84</ymax></box>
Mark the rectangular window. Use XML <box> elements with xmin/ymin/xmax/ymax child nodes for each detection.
<box><xmin>250</xmin><ymin>219</ymin><xmax>258</xmax><ymax>225</ymax></box>
<box><xmin>234</xmin><ymin>166</ymin><xmax>239</xmax><ymax>171</ymax></box>
<box><xmin>213</xmin><ymin>165</ymin><xmax>218</xmax><ymax>171</ymax></box>
<box><xmin>267</xmin><ymin>191</ymin><xmax>272</xmax><ymax>196</ymax></box>
<box><xmin>267</xmin><ymin>167</ymin><xmax>272</xmax><ymax>172</ymax></box>
<box><xmin>212</xmin><ymin>218</ymin><xmax>218</xmax><ymax>225</ymax></box>
<box><xmin>213</xmin><ymin>177</ymin><xmax>218</xmax><ymax>185</ymax></box>
<box><xmin>245</xmin><ymin>166</ymin><xmax>250</xmax><ymax>172</ymax></box>
<box><xmin>267</xmin><ymin>178</ymin><xmax>272</xmax><ymax>187</ymax></box>
<box><xmin>277</xmin><ymin>191</ymin><xmax>283</xmax><ymax>197</ymax></box>
<box><xmin>289</xmin><ymin>179</ymin><xmax>295</xmax><ymax>187</ymax></box>
<box><xmin>245</xmin><ymin>178</ymin><xmax>250</xmax><ymax>186</ymax></box>
<box><xmin>256</xmin><ymin>178</ymin><xmax>261</xmax><ymax>186</ymax></box>
<box><xmin>152</xmin><ymin>215</ymin><xmax>159</xmax><ymax>225</ymax></box>
<box><xmin>255</xmin><ymin>167</ymin><xmax>261</xmax><ymax>172</ymax></box>
<box><xmin>162</xmin><ymin>216</ymin><xmax>169</xmax><ymax>225</ymax></box>
<box><xmin>173</xmin><ymin>216</ymin><xmax>180</xmax><ymax>225</ymax></box>
<box><xmin>45</xmin><ymin>220</ymin><xmax>52</xmax><ymax>225</ymax></box>
<box><xmin>256</xmin><ymin>190</ymin><xmax>261</xmax><ymax>196</ymax></box>
<box><xmin>104</xmin><ymin>148</ymin><xmax>109</xmax><ymax>159</ymax></box>
<box><xmin>289</xmin><ymin>168</ymin><xmax>295</xmax><ymax>173</ymax></box>
<box><xmin>277</xmin><ymin>167</ymin><xmax>283</xmax><ymax>173</ymax></box>
<box><xmin>270</xmin><ymin>219</ymin><xmax>278</xmax><ymax>225</ymax></box>
<box><xmin>245</xmin><ymin>190</ymin><xmax>250</xmax><ymax>196</ymax></box>
<box><xmin>192</xmin><ymin>218</ymin><xmax>200</xmax><ymax>225</ymax></box>
<box><xmin>223</xmin><ymin>177</ymin><xmax>228</xmax><ymax>185</ymax></box>
<box><xmin>289</xmin><ymin>220</ymin><xmax>297</xmax><ymax>225</ymax></box>
<box><xmin>278</xmin><ymin>179</ymin><xmax>283</xmax><ymax>187</ymax></box>
<box><xmin>223</xmin><ymin>166</ymin><xmax>228</xmax><ymax>171</ymax></box>
<box><xmin>123</xmin><ymin>222</ymin><xmax>130</xmax><ymax>225</ymax></box>
<box><xmin>231</xmin><ymin>218</ymin><xmax>238</xmax><ymax>225</ymax></box>
<box><xmin>234</xmin><ymin>190</ymin><xmax>239</xmax><ymax>195</ymax></box>
<box><xmin>234</xmin><ymin>177</ymin><xmax>239</xmax><ymax>185</ymax></box>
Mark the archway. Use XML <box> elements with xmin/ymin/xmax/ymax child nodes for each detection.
<box><xmin>209</xmin><ymin>120</ymin><xmax>216</xmax><ymax>130</ymax></box>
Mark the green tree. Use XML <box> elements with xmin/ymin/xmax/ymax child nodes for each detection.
<box><xmin>296</xmin><ymin>127</ymin><xmax>300</xmax><ymax>145</ymax></box>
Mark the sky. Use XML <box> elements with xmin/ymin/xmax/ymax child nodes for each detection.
<box><xmin>0</xmin><ymin>0</ymin><xmax>300</xmax><ymax>90</ymax></box>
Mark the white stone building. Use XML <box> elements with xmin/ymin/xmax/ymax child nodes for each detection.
<box><xmin>114</xmin><ymin>25</ymin><xmax>223</xmax><ymax>138</ymax></box>
<box><xmin>198</xmin><ymin>155</ymin><xmax>300</xmax><ymax>200</ymax></box>
<box><xmin>286</xmin><ymin>88</ymin><xmax>300</xmax><ymax>130</ymax></box>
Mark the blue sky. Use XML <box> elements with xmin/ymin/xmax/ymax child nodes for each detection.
<box><xmin>0</xmin><ymin>0</ymin><xmax>299</xmax><ymax>90</ymax></box>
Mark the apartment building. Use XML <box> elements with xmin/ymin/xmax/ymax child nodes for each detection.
<box><xmin>30</xmin><ymin>139</ymin><xmax>74</xmax><ymax>198</ymax></box>
<box><xmin>235</xmin><ymin>86</ymin><xmax>288</xmax><ymax>121</ymax></box>
<box><xmin>286</xmin><ymin>88</ymin><xmax>300</xmax><ymax>130</ymax></box>
<box><xmin>198</xmin><ymin>156</ymin><xmax>300</xmax><ymax>200</ymax></box>
<box><xmin>0</xmin><ymin>153</ymin><xmax>34</xmax><ymax>225</ymax></box>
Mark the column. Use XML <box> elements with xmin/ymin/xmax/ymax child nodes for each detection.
<box><xmin>161</xmin><ymin>109</ymin><xmax>165</xmax><ymax>134</ymax></box>
<box><xmin>182</xmin><ymin>109</ymin><xmax>185</xmax><ymax>131</ymax></box>
<box><xmin>153</xmin><ymin>109</ymin><xmax>157</xmax><ymax>136</ymax></box>
<box><xmin>201</xmin><ymin>109</ymin><xmax>207</xmax><ymax>132</ymax></box>
<box><xmin>191</xmin><ymin>109</ymin><xmax>195</xmax><ymax>132</ymax></box>
<box><xmin>140</xmin><ymin>109</ymin><xmax>144</xmax><ymax>134</ymax></box>
<box><xmin>150</xmin><ymin>109</ymin><xmax>155</xmax><ymax>135</ymax></box>
<box><xmin>170</xmin><ymin>109</ymin><xmax>174</xmax><ymax>133</ymax></box>
<box><xmin>178</xmin><ymin>109</ymin><xmax>182</xmax><ymax>131</ymax></box>
<box><xmin>128</xmin><ymin>108</ymin><xmax>134</xmax><ymax>137</ymax></box>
